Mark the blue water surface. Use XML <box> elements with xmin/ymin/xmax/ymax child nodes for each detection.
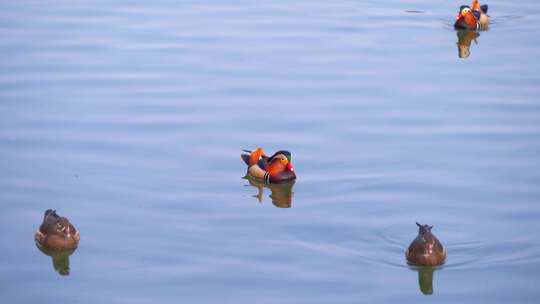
<box><xmin>1</xmin><ymin>1</ymin><xmax>539</xmax><ymax>303</ymax></box>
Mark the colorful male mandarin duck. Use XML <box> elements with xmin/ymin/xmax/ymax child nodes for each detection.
<box><xmin>241</xmin><ymin>148</ymin><xmax>296</xmax><ymax>184</ymax></box>
<box><xmin>406</xmin><ymin>223</ymin><xmax>446</xmax><ymax>266</ymax></box>
<box><xmin>35</xmin><ymin>209</ymin><xmax>80</xmax><ymax>251</ymax></box>
<box><xmin>454</xmin><ymin>0</ymin><xmax>489</xmax><ymax>31</ymax></box>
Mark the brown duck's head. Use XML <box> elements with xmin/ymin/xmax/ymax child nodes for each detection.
<box><xmin>44</xmin><ymin>210</ymin><xmax>77</xmax><ymax>238</ymax></box>
<box><xmin>55</xmin><ymin>218</ymin><xmax>75</xmax><ymax>238</ymax></box>
<box><xmin>267</xmin><ymin>150</ymin><xmax>294</xmax><ymax>172</ymax></box>
<box><xmin>416</xmin><ymin>222</ymin><xmax>438</xmax><ymax>251</ymax></box>
<box><xmin>416</xmin><ymin>222</ymin><xmax>433</xmax><ymax>234</ymax></box>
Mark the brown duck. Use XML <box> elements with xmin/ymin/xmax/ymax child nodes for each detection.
<box><xmin>406</xmin><ymin>223</ymin><xmax>446</xmax><ymax>266</ymax></box>
<box><xmin>241</xmin><ymin>148</ymin><xmax>296</xmax><ymax>184</ymax></box>
<box><xmin>35</xmin><ymin>209</ymin><xmax>80</xmax><ymax>251</ymax></box>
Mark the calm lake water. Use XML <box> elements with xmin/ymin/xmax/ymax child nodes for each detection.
<box><xmin>1</xmin><ymin>0</ymin><xmax>540</xmax><ymax>303</ymax></box>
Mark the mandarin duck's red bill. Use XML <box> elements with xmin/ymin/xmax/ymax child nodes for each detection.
<box><xmin>454</xmin><ymin>0</ymin><xmax>489</xmax><ymax>31</ymax></box>
<box><xmin>241</xmin><ymin>148</ymin><xmax>296</xmax><ymax>184</ymax></box>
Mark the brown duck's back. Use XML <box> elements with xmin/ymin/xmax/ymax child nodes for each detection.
<box><xmin>406</xmin><ymin>234</ymin><xmax>446</xmax><ymax>266</ymax></box>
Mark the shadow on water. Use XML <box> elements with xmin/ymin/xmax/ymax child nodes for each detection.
<box><xmin>36</xmin><ymin>243</ymin><xmax>76</xmax><ymax>276</ymax></box>
<box><xmin>456</xmin><ymin>30</ymin><xmax>481</xmax><ymax>59</ymax></box>
<box><xmin>243</xmin><ymin>175</ymin><xmax>295</xmax><ymax>208</ymax></box>
<box><xmin>408</xmin><ymin>265</ymin><xmax>440</xmax><ymax>295</ymax></box>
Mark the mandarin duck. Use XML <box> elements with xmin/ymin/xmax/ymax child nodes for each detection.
<box><xmin>406</xmin><ymin>223</ymin><xmax>446</xmax><ymax>266</ymax></box>
<box><xmin>241</xmin><ymin>148</ymin><xmax>296</xmax><ymax>184</ymax></box>
<box><xmin>35</xmin><ymin>209</ymin><xmax>80</xmax><ymax>251</ymax></box>
<box><xmin>454</xmin><ymin>0</ymin><xmax>489</xmax><ymax>31</ymax></box>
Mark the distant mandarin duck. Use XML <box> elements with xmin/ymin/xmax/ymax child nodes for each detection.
<box><xmin>241</xmin><ymin>148</ymin><xmax>296</xmax><ymax>184</ymax></box>
<box><xmin>454</xmin><ymin>0</ymin><xmax>489</xmax><ymax>31</ymax></box>
<box><xmin>406</xmin><ymin>223</ymin><xmax>446</xmax><ymax>266</ymax></box>
<box><xmin>35</xmin><ymin>209</ymin><xmax>80</xmax><ymax>251</ymax></box>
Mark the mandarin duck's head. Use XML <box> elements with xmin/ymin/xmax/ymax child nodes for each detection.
<box><xmin>268</xmin><ymin>150</ymin><xmax>294</xmax><ymax>172</ymax></box>
<box><xmin>455</xmin><ymin>5</ymin><xmax>478</xmax><ymax>30</ymax></box>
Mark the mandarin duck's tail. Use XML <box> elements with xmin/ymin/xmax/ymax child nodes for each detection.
<box><xmin>241</xmin><ymin>154</ymin><xmax>250</xmax><ymax>165</ymax></box>
<box><xmin>480</xmin><ymin>4</ymin><xmax>488</xmax><ymax>14</ymax></box>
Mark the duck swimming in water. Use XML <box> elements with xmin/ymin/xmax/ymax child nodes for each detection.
<box><xmin>35</xmin><ymin>209</ymin><xmax>80</xmax><ymax>251</ymax></box>
<box><xmin>241</xmin><ymin>148</ymin><xmax>296</xmax><ymax>184</ymax></box>
<box><xmin>406</xmin><ymin>222</ymin><xmax>446</xmax><ymax>266</ymax></box>
<box><xmin>454</xmin><ymin>0</ymin><xmax>489</xmax><ymax>31</ymax></box>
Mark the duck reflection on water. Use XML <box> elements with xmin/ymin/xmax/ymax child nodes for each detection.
<box><xmin>457</xmin><ymin>30</ymin><xmax>480</xmax><ymax>59</ymax></box>
<box><xmin>243</xmin><ymin>175</ymin><xmax>295</xmax><ymax>208</ymax></box>
<box><xmin>409</xmin><ymin>266</ymin><xmax>438</xmax><ymax>295</ymax></box>
<box><xmin>35</xmin><ymin>244</ymin><xmax>76</xmax><ymax>276</ymax></box>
